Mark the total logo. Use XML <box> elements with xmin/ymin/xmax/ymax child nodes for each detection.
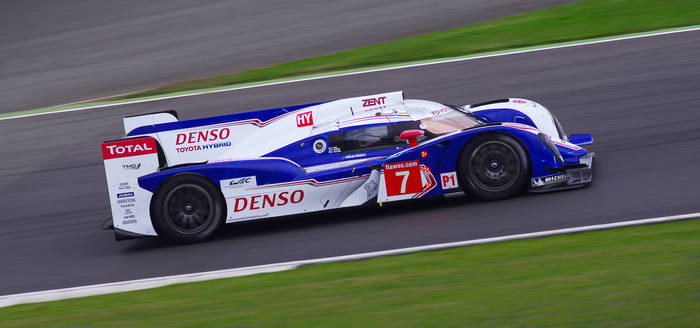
<box><xmin>296</xmin><ymin>111</ymin><xmax>313</xmax><ymax>127</ymax></box>
<box><xmin>102</xmin><ymin>138</ymin><xmax>157</xmax><ymax>160</ymax></box>
<box><xmin>233</xmin><ymin>190</ymin><xmax>304</xmax><ymax>212</ymax></box>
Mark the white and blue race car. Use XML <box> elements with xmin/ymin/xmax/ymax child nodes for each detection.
<box><xmin>102</xmin><ymin>91</ymin><xmax>593</xmax><ymax>242</ymax></box>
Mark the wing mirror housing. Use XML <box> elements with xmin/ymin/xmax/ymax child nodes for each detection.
<box><xmin>400</xmin><ymin>130</ymin><xmax>425</xmax><ymax>148</ymax></box>
<box><xmin>568</xmin><ymin>134</ymin><xmax>593</xmax><ymax>146</ymax></box>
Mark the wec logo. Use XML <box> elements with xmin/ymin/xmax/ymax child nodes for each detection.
<box><xmin>296</xmin><ymin>111</ymin><xmax>313</xmax><ymax>127</ymax></box>
<box><xmin>362</xmin><ymin>96</ymin><xmax>386</xmax><ymax>107</ymax></box>
<box><xmin>222</xmin><ymin>176</ymin><xmax>257</xmax><ymax>189</ymax></box>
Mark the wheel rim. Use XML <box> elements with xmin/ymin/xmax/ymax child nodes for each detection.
<box><xmin>469</xmin><ymin>140</ymin><xmax>520</xmax><ymax>192</ymax></box>
<box><xmin>162</xmin><ymin>183</ymin><xmax>214</xmax><ymax>235</ymax></box>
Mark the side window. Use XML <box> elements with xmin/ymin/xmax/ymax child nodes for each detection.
<box><xmin>328</xmin><ymin>125</ymin><xmax>402</xmax><ymax>153</ymax></box>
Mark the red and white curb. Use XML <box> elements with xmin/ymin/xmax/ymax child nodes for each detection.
<box><xmin>1</xmin><ymin>212</ymin><xmax>697</xmax><ymax>308</ymax></box>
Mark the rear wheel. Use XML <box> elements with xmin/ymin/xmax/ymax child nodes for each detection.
<box><xmin>458</xmin><ymin>134</ymin><xmax>529</xmax><ymax>200</ymax></box>
<box><xmin>151</xmin><ymin>174</ymin><xmax>225</xmax><ymax>243</ymax></box>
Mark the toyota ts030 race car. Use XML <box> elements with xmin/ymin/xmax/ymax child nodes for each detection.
<box><xmin>102</xmin><ymin>91</ymin><xmax>593</xmax><ymax>242</ymax></box>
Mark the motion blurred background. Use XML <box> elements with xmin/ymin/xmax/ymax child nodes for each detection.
<box><xmin>0</xmin><ymin>0</ymin><xmax>570</xmax><ymax>113</ymax></box>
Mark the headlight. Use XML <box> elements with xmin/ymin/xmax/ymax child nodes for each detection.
<box><xmin>539</xmin><ymin>133</ymin><xmax>564</xmax><ymax>164</ymax></box>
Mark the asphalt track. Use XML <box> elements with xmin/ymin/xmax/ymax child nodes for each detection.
<box><xmin>0</xmin><ymin>0</ymin><xmax>572</xmax><ymax>113</ymax></box>
<box><xmin>1</xmin><ymin>30</ymin><xmax>700</xmax><ymax>295</ymax></box>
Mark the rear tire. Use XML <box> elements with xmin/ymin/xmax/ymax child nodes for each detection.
<box><xmin>458</xmin><ymin>134</ymin><xmax>529</xmax><ymax>200</ymax></box>
<box><xmin>151</xmin><ymin>174</ymin><xmax>225</xmax><ymax>243</ymax></box>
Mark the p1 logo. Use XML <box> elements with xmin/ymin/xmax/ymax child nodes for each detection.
<box><xmin>440</xmin><ymin>172</ymin><xmax>458</xmax><ymax>190</ymax></box>
<box><xmin>383</xmin><ymin>160</ymin><xmax>421</xmax><ymax>196</ymax></box>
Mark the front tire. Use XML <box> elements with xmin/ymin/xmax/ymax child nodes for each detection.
<box><xmin>458</xmin><ymin>134</ymin><xmax>530</xmax><ymax>200</ymax></box>
<box><xmin>151</xmin><ymin>174</ymin><xmax>225</xmax><ymax>243</ymax></box>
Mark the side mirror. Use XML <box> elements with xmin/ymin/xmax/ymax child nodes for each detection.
<box><xmin>568</xmin><ymin>134</ymin><xmax>593</xmax><ymax>146</ymax></box>
<box><xmin>399</xmin><ymin>130</ymin><xmax>425</xmax><ymax>148</ymax></box>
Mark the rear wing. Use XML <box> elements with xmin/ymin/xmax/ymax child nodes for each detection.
<box><xmin>123</xmin><ymin>111</ymin><xmax>178</xmax><ymax>136</ymax></box>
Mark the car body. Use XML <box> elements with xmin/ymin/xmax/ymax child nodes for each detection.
<box><xmin>102</xmin><ymin>91</ymin><xmax>593</xmax><ymax>242</ymax></box>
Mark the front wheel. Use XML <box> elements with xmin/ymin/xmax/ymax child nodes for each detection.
<box><xmin>151</xmin><ymin>174</ymin><xmax>226</xmax><ymax>243</ymax></box>
<box><xmin>458</xmin><ymin>134</ymin><xmax>530</xmax><ymax>200</ymax></box>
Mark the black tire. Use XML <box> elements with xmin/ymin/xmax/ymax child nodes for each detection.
<box><xmin>151</xmin><ymin>174</ymin><xmax>226</xmax><ymax>243</ymax></box>
<box><xmin>458</xmin><ymin>134</ymin><xmax>530</xmax><ymax>200</ymax></box>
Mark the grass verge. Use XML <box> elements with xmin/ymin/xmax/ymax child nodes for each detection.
<box><xmin>123</xmin><ymin>0</ymin><xmax>700</xmax><ymax>99</ymax></box>
<box><xmin>2</xmin><ymin>218</ymin><xmax>699</xmax><ymax>327</ymax></box>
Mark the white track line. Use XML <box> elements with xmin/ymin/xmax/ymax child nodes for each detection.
<box><xmin>1</xmin><ymin>212</ymin><xmax>697</xmax><ymax>308</ymax></box>
<box><xmin>2</xmin><ymin>26</ymin><xmax>699</xmax><ymax>122</ymax></box>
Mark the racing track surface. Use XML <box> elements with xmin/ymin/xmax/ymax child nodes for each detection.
<box><xmin>1</xmin><ymin>30</ymin><xmax>700</xmax><ymax>295</ymax></box>
<box><xmin>0</xmin><ymin>0</ymin><xmax>572</xmax><ymax>113</ymax></box>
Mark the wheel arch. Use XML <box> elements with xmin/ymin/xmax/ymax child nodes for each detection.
<box><xmin>148</xmin><ymin>171</ymin><xmax>228</xmax><ymax>239</ymax></box>
<box><xmin>455</xmin><ymin>131</ymin><xmax>532</xmax><ymax>199</ymax></box>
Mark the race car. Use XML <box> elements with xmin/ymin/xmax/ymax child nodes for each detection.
<box><xmin>102</xmin><ymin>91</ymin><xmax>593</xmax><ymax>243</ymax></box>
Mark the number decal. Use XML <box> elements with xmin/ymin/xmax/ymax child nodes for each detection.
<box><xmin>384</xmin><ymin>161</ymin><xmax>422</xmax><ymax>196</ymax></box>
<box><xmin>395</xmin><ymin>170</ymin><xmax>410</xmax><ymax>194</ymax></box>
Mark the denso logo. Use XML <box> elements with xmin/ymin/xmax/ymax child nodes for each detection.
<box><xmin>176</xmin><ymin>128</ymin><xmax>230</xmax><ymax>145</ymax></box>
<box><xmin>233</xmin><ymin>190</ymin><xmax>304</xmax><ymax>212</ymax></box>
<box><xmin>102</xmin><ymin>138</ymin><xmax>157</xmax><ymax>160</ymax></box>
<box><xmin>362</xmin><ymin>96</ymin><xmax>386</xmax><ymax>107</ymax></box>
<box><xmin>296</xmin><ymin>111</ymin><xmax>313</xmax><ymax>127</ymax></box>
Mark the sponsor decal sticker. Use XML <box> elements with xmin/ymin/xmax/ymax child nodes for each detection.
<box><xmin>221</xmin><ymin>176</ymin><xmax>257</xmax><ymax>189</ymax></box>
<box><xmin>383</xmin><ymin>160</ymin><xmax>421</xmax><ymax>196</ymax></box>
<box><xmin>118</xmin><ymin>182</ymin><xmax>131</xmax><ymax>190</ymax></box>
<box><xmin>117</xmin><ymin>198</ymin><xmax>136</xmax><ymax>204</ymax></box>
<box><xmin>512</xmin><ymin>99</ymin><xmax>527</xmax><ymax>104</ymax></box>
<box><xmin>328</xmin><ymin>146</ymin><xmax>341</xmax><ymax>154</ymax></box>
<box><xmin>431</xmin><ymin>107</ymin><xmax>451</xmax><ymax>116</ymax></box>
<box><xmin>313</xmin><ymin>139</ymin><xmax>327</xmax><ymax>154</ymax></box>
<box><xmin>362</xmin><ymin>96</ymin><xmax>387</xmax><ymax>107</ymax></box>
<box><xmin>344</xmin><ymin>153</ymin><xmax>366</xmax><ymax>160</ymax></box>
<box><xmin>233</xmin><ymin>190</ymin><xmax>304</xmax><ymax>212</ymax></box>
<box><xmin>176</xmin><ymin>128</ymin><xmax>230</xmax><ymax>145</ymax></box>
<box><xmin>117</xmin><ymin>192</ymin><xmax>135</xmax><ymax>198</ymax></box>
<box><xmin>440</xmin><ymin>172</ymin><xmax>459</xmax><ymax>190</ymax></box>
<box><xmin>102</xmin><ymin>138</ymin><xmax>156</xmax><ymax>160</ymax></box>
<box><xmin>531</xmin><ymin>174</ymin><xmax>569</xmax><ymax>187</ymax></box>
<box><xmin>122</xmin><ymin>219</ymin><xmax>137</xmax><ymax>225</ymax></box>
<box><xmin>121</xmin><ymin>163</ymin><xmax>141</xmax><ymax>170</ymax></box>
<box><xmin>174</xmin><ymin>127</ymin><xmax>232</xmax><ymax>153</ymax></box>
<box><xmin>296</xmin><ymin>111</ymin><xmax>314</xmax><ymax>127</ymax></box>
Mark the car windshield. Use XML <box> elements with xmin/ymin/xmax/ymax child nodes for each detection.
<box><xmin>420</xmin><ymin>109</ymin><xmax>480</xmax><ymax>135</ymax></box>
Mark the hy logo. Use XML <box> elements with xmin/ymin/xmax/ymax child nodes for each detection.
<box><xmin>296</xmin><ymin>111</ymin><xmax>313</xmax><ymax>127</ymax></box>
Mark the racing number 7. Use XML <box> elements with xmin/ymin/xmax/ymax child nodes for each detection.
<box><xmin>395</xmin><ymin>170</ymin><xmax>410</xmax><ymax>194</ymax></box>
<box><xmin>383</xmin><ymin>160</ymin><xmax>422</xmax><ymax>196</ymax></box>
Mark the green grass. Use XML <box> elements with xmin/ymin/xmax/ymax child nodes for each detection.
<box><xmin>2</xmin><ymin>219</ymin><xmax>699</xmax><ymax>327</ymax></box>
<box><xmin>122</xmin><ymin>0</ymin><xmax>700</xmax><ymax>99</ymax></box>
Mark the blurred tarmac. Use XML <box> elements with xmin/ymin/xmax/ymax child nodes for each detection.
<box><xmin>0</xmin><ymin>0</ymin><xmax>571</xmax><ymax>113</ymax></box>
